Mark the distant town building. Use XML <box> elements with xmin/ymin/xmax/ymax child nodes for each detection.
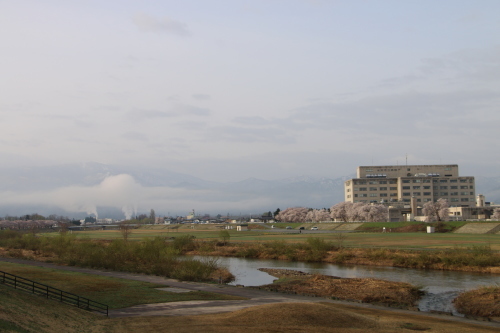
<box><xmin>345</xmin><ymin>164</ymin><xmax>475</xmax><ymax>207</ymax></box>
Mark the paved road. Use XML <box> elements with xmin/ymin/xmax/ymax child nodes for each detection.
<box><xmin>1</xmin><ymin>257</ymin><xmax>499</xmax><ymax>329</ymax></box>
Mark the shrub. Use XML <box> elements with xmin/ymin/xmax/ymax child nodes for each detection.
<box><xmin>172</xmin><ymin>235</ymin><xmax>197</xmax><ymax>252</ymax></box>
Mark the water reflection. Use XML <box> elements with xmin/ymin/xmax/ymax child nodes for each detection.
<box><xmin>193</xmin><ymin>256</ymin><xmax>499</xmax><ymax>314</ymax></box>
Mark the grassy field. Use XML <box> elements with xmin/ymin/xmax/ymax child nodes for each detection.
<box><xmin>0</xmin><ymin>261</ymin><xmax>244</xmax><ymax>309</ymax></box>
<box><xmin>51</xmin><ymin>225</ymin><xmax>500</xmax><ymax>250</ymax></box>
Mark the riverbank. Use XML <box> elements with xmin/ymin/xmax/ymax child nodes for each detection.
<box><xmin>254</xmin><ymin>268</ymin><xmax>422</xmax><ymax>310</ymax></box>
<box><xmin>188</xmin><ymin>241</ymin><xmax>500</xmax><ymax>274</ymax></box>
<box><xmin>454</xmin><ymin>286</ymin><xmax>500</xmax><ymax>321</ymax></box>
<box><xmin>2</xmin><ymin>257</ymin><xmax>499</xmax><ymax>332</ymax></box>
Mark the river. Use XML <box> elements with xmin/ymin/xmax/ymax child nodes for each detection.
<box><xmin>196</xmin><ymin>256</ymin><xmax>499</xmax><ymax>316</ymax></box>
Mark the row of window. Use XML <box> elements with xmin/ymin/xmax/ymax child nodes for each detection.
<box><xmin>400</xmin><ymin>178</ymin><xmax>472</xmax><ymax>183</ymax></box>
<box><xmin>354</xmin><ymin>180</ymin><xmax>397</xmax><ymax>185</ymax></box>
<box><xmin>352</xmin><ymin>185</ymin><xmax>472</xmax><ymax>192</ymax></box>
<box><xmin>355</xmin><ymin>192</ymin><xmax>474</xmax><ymax>198</ymax></box>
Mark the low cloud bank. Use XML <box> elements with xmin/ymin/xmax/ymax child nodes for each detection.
<box><xmin>0</xmin><ymin>174</ymin><xmax>275</xmax><ymax>219</ymax></box>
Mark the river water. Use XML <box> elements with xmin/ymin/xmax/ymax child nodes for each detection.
<box><xmin>196</xmin><ymin>256</ymin><xmax>499</xmax><ymax>315</ymax></box>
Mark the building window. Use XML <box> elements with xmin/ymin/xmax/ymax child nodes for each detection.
<box><xmin>470</xmin><ymin>186</ymin><xmax>473</xmax><ymax>189</ymax></box>
<box><xmin>413</xmin><ymin>186</ymin><xmax>421</xmax><ymax>189</ymax></box>
<box><xmin>347</xmin><ymin>195</ymin><xmax>351</xmax><ymax>198</ymax></box>
<box><xmin>451</xmin><ymin>198</ymin><xmax>459</xmax><ymax>202</ymax></box>
<box><xmin>440</xmin><ymin>179</ymin><xmax>448</xmax><ymax>183</ymax></box>
<box><xmin>451</xmin><ymin>192</ymin><xmax>458</xmax><ymax>196</ymax></box>
<box><xmin>413</xmin><ymin>192</ymin><xmax>421</xmax><ymax>196</ymax></box>
<box><xmin>354</xmin><ymin>194</ymin><xmax>358</xmax><ymax>197</ymax></box>
<box><xmin>390</xmin><ymin>193</ymin><xmax>398</xmax><ymax>197</ymax></box>
<box><xmin>470</xmin><ymin>192</ymin><xmax>474</xmax><ymax>195</ymax></box>
<box><xmin>379</xmin><ymin>181</ymin><xmax>387</xmax><ymax>184</ymax></box>
<box><xmin>460</xmin><ymin>186</ymin><xmax>468</xmax><ymax>189</ymax></box>
<box><xmin>413</xmin><ymin>179</ymin><xmax>421</xmax><ymax>183</ymax></box>
<box><xmin>402</xmin><ymin>180</ymin><xmax>410</xmax><ymax>183</ymax></box>
<box><xmin>403</xmin><ymin>192</ymin><xmax>411</xmax><ymax>196</ymax></box>
<box><xmin>403</xmin><ymin>186</ymin><xmax>410</xmax><ymax>190</ymax></box>
<box><xmin>359</xmin><ymin>188</ymin><xmax>367</xmax><ymax>191</ymax></box>
<box><xmin>380</xmin><ymin>187</ymin><xmax>387</xmax><ymax>191</ymax></box>
<box><xmin>461</xmin><ymin>192</ymin><xmax>469</xmax><ymax>196</ymax></box>
<box><xmin>369</xmin><ymin>187</ymin><xmax>377</xmax><ymax>191</ymax></box>
<box><xmin>390</xmin><ymin>187</ymin><xmax>397</xmax><ymax>190</ymax></box>
<box><xmin>369</xmin><ymin>181</ymin><xmax>379</xmax><ymax>185</ymax></box>
<box><xmin>423</xmin><ymin>186</ymin><xmax>431</xmax><ymax>189</ymax></box>
<box><xmin>423</xmin><ymin>179</ymin><xmax>431</xmax><ymax>183</ymax></box>
<box><xmin>450</xmin><ymin>186</ymin><xmax>458</xmax><ymax>189</ymax></box>
<box><xmin>369</xmin><ymin>194</ymin><xmax>377</xmax><ymax>197</ymax></box>
<box><xmin>461</xmin><ymin>198</ymin><xmax>469</xmax><ymax>202</ymax></box>
<box><xmin>360</xmin><ymin>194</ymin><xmax>367</xmax><ymax>197</ymax></box>
<box><xmin>389</xmin><ymin>180</ymin><xmax>397</xmax><ymax>184</ymax></box>
<box><xmin>440</xmin><ymin>192</ymin><xmax>448</xmax><ymax>196</ymax></box>
<box><xmin>347</xmin><ymin>189</ymin><xmax>351</xmax><ymax>192</ymax></box>
<box><xmin>460</xmin><ymin>179</ymin><xmax>467</xmax><ymax>183</ymax></box>
<box><xmin>423</xmin><ymin>192</ymin><xmax>431</xmax><ymax>196</ymax></box>
<box><xmin>440</xmin><ymin>186</ymin><xmax>448</xmax><ymax>190</ymax></box>
<box><xmin>380</xmin><ymin>193</ymin><xmax>388</xmax><ymax>197</ymax></box>
<box><xmin>450</xmin><ymin>179</ymin><xmax>457</xmax><ymax>183</ymax></box>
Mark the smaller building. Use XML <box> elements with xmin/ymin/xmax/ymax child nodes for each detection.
<box><xmin>236</xmin><ymin>224</ymin><xmax>248</xmax><ymax>231</ymax></box>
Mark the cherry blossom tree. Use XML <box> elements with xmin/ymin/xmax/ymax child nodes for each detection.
<box><xmin>423</xmin><ymin>198</ymin><xmax>449</xmax><ymax>222</ymax></box>
<box><xmin>493</xmin><ymin>208</ymin><xmax>500</xmax><ymax>220</ymax></box>
<box><xmin>330</xmin><ymin>202</ymin><xmax>352</xmax><ymax>222</ymax></box>
<box><xmin>363</xmin><ymin>204</ymin><xmax>388</xmax><ymax>222</ymax></box>
<box><xmin>275</xmin><ymin>207</ymin><xmax>309</xmax><ymax>223</ymax></box>
<box><xmin>330</xmin><ymin>202</ymin><xmax>388</xmax><ymax>222</ymax></box>
<box><xmin>305</xmin><ymin>209</ymin><xmax>331</xmax><ymax>222</ymax></box>
<box><xmin>346</xmin><ymin>202</ymin><xmax>365</xmax><ymax>222</ymax></box>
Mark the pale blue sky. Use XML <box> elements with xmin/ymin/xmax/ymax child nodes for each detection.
<box><xmin>1</xmin><ymin>0</ymin><xmax>499</xmax><ymax>181</ymax></box>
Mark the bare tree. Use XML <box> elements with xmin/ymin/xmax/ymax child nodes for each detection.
<box><xmin>423</xmin><ymin>198</ymin><xmax>449</xmax><ymax>222</ymax></box>
<box><xmin>58</xmin><ymin>221</ymin><xmax>69</xmax><ymax>234</ymax></box>
<box><xmin>119</xmin><ymin>222</ymin><xmax>133</xmax><ymax>241</ymax></box>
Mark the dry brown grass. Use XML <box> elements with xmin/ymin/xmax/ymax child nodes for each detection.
<box><xmin>454</xmin><ymin>286</ymin><xmax>500</xmax><ymax>319</ymax></box>
<box><xmin>256</xmin><ymin>269</ymin><xmax>421</xmax><ymax>308</ymax></box>
<box><xmin>103</xmin><ymin>302</ymin><xmax>500</xmax><ymax>333</ymax></box>
<box><xmin>2</xmin><ymin>283</ymin><xmax>498</xmax><ymax>333</ymax></box>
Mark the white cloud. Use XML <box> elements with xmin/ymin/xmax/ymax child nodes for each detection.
<box><xmin>132</xmin><ymin>12</ymin><xmax>191</xmax><ymax>36</ymax></box>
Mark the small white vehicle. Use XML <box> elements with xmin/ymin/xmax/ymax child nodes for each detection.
<box><xmin>311</xmin><ymin>227</ymin><xmax>318</xmax><ymax>230</ymax></box>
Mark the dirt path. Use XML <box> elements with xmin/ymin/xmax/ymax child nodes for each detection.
<box><xmin>0</xmin><ymin>257</ymin><xmax>499</xmax><ymax>329</ymax></box>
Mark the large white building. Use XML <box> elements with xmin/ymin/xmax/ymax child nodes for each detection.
<box><xmin>344</xmin><ymin>164</ymin><xmax>475</xmax><ymax>207</ymax></box>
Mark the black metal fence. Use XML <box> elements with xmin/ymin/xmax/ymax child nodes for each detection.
<box><xmin>0</xmin><ymin>270</ymin><xmax>108</xmax><ymax>316</ymax></box>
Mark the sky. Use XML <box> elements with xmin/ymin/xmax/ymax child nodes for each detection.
<box><xmin>1</xmin><ymin>0</ymin><xmax>500</xmax><ymax>183</ymax></box>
